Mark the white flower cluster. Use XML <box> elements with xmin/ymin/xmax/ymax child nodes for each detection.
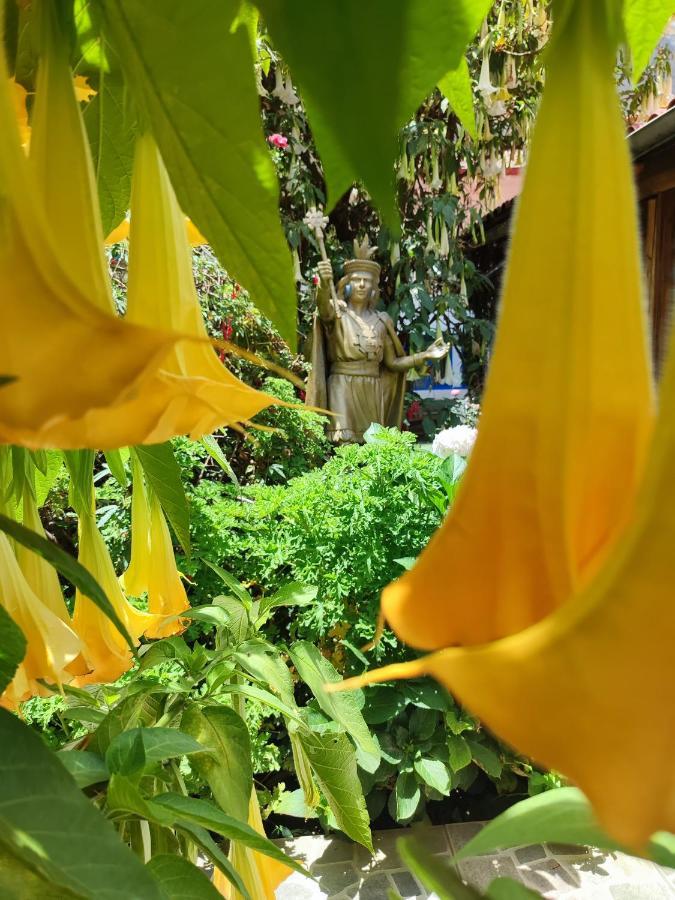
<box><xmin>431</xmin><ymin>425</ymin><xmax>477</xmax><ymax>458</ymax></box>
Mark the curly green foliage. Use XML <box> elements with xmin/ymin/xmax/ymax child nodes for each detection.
<box><xmin>215</xmin><ymin>377</ymin><xmax>330</xmax><ymax>485</ymax></box>
<box><xmin>180</xmin><ymin>428</ymin><xmax>447</xmax><ymax>661</ymax></box>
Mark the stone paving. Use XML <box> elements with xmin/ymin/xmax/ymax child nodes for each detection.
<box><xmin>275</xmin><ymin>823</ymin><xmax>675</xmax><ymax>900</ymax></box>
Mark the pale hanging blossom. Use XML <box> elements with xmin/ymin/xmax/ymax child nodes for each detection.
<box><xmin>486</xmin><ymin>99</ymin><xmax>508</xmax><ymax>117</ymax></box>
<box><xmin>430</xmin><ymin>152</ymin><xmax>443</xmax><ymax>191</ymax></box>
<box><xmin>271</xmin><ymin>68</ymin><xmax>299</xmax><ymax>106</ymax></box>
<box><xmin>432</xmin><ymin>425</ymin><xmax>477</xmax><ymax>458</ymax></box>
<box><xmin>478</xmin><ymin>49</ymin><xmax>498</xmax><ymax>97</ymax></box>
<box><xmin>439</xmin><ymin>222</ymin><xmax>450</xmax><ymax>257</ymax></box>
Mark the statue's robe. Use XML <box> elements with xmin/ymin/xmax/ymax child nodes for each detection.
<box><xmin>306</xmin><ymin>302</ymin><xmax>407</xmax><ymax>443</ymax></box>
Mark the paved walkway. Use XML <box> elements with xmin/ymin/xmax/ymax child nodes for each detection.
<box><xmin>275</xmin><ymin>823</ymin><xmax>675</xmax><ymax>899</ymax></box>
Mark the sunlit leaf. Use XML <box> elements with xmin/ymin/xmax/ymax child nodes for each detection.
<box><xmin>134</xmin><ymin>443</ymin><xmax>190</xmax><ymax>557</ymax></box>
<box><xmin>623</xmin><ymin>0</ymin><xmax>674</xmax><ymax>80</ymax></box>
<box><xmin>100</xmin><ymin>0</ymin><xmax>297</xmax><ymax>344</ymax></box>
<box><xmin>438</xmin><ymin>58</ymin><xmax>477</xmax><ymax>139</ymax></box>
<box><xmin>0</xmin><ymin>606</ymin><xmax>26</xmax><ymax>696</ymax></box>
<box><xmin>257</xmin><ymin>0</ymin><xmax>491</xmax><ymax>223</ymax></box>
<box><xmin>0</xmin><ymin>710</ymin><xmax>162</xmax><ymax>900</ymax></box>
<box><xmin>83</xmin><ymin>73</ymin><xmax>136</xmax><ymax>235</ymax></box>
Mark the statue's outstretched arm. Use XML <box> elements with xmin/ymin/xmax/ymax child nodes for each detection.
<box><xmin>383</xmin><ymin>335</ymin><xmax>449</xmax><ymax>372</ymax></box>
<box><xmin>316</xmin><ymin>259</ymin><xmax>337</xmax><ymax>322</ymax></box>
<box><xmin>384</xmin><ymin>340</ymin><xmax>424</xmax><ymax>372</ymax></box>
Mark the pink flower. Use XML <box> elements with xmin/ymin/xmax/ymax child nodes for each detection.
<box><xmin>268</xmin><ymin>133</ymin><xmax>288</xmax><ymax>149</ymax></box>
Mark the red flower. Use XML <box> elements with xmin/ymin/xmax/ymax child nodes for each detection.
<box><xmin>312</xmin><ymin>274</ymin><xmax>320</xmax><ymax>286</ymax></box>
<box><xmin>406</xmin><ymin>400</ymin><xmax>422</xmax><ymax>422</ymax></box>
<box><xmin>268</xmin><ymin>133</ymin><xmax>288</xmax><ymax>149</ymax></box>
<box><xmin>221</xmin><ymin>320</ymin><xmax>233</xmax><ymax>342</ymax></box>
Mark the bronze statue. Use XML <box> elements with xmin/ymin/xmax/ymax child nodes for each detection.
<box><xmin>306</xmin><ymin>229</ymin><xmax>448</xmax><ymax>443</ymax></box>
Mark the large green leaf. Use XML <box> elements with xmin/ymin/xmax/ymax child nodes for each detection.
<box><xmin>105</xmin><ymin>727</ymin><xmax>205</xmax><ymax>776</ymax></box>
<box><xmin>0</xmin><ymin>605</ymin><xmax>25</xmax><ymax>696</ymax></box>
<box><xmin>106</xmin><ymin>776</ymin><xmax>247</xmax><ymax>899</ymax></box>
<box><xmin>180</xmin><ymin>704</ymin><xmax>252</xmax><ymax>822</ymax></box>
<box><xmin>393</xmin><ymin>771</ymin><xmax>421</xmax><ymax>822</ymax></box>
<box><xmin>256</xmin><ymin>582</ymin><xmax>317</xmax><ymax>624</ymax></box>
<box><xmin>57</xmin><ymin>750</ymin><xmax>110</xmax><ymax>789</ymax></box>
<box><xmin>32</xmin><ymin>450</ymin><xmax>63</xmax><ymax>506</ymax></box>
<box><xmin>199</xmin><ymin>435</ymin><xmax>239</xmax><ymax>487</ymax></box>
<box><xmin>219</xmin><ymin>681</ymin><xmax>304</xmax><ymax>722</ymax></box>
<box><xmin>289</xmin><ymin>641</ymin><xmax>380</xmax><ymax>771</ymax></box>
<box><xmin>90</xmin><ymin>688</ymin><xmax>165</xmax><ymax>754</ymax></box>
<box><xmin>447</xmin><ymin>734</ymin><xmax>472</xmax><ymax>772</ymax></box>
<box><xmin>438</xmin><ymin>58</ymin><xmax>477</xmax><ymax>139</ymax></box>
<box><xmin>298</xmin><ymin>727</ymin><xmax>373</xmax><ymax>851</ymax></box>
<box><xmin>133</xmin><ymin>444</ymin><xmax>190</xmax><ymax>556</ymax></box>
<box><xmin>0</xmin><ymin>843</ymin><xmax>82</xmax><ymax>900</ymax></box>
<box><xmin>234</xmin><ymin>642</ymin><xmax>296</xmax><ymax>708</ymax></box>
<box><xmin>361</xmin><ymin>684</ymin><xmax>407</xmax><ymax>725</ymax></box>
<box><xmin>0</xmin><ymin>511</ymin><xmax>133</xmax><ymax>650</ymax></box>
<box><xmin>414</xmin><ymin>757</ymin><xmax>452</xmax><ymax>795</ymax></box>
<box><xmin>147</xmin><ymin>855</ymin><xmax>221</xmax><ymax>900</ymax></box>
<box><xmin>99</xmin><ymin>0</ymin><xmax>297</xmax><ymax>345</ymax></box>
<box><xmin>453</xmin><ymin>788</ymin><xmax>675</xmax><ymax>868</ymax></box>
<box><xmin>623</xmin><ymin>0</ymin><xmax>673</xmax><ymax>80</ymax></box>
<box><xmin>83</xmin><ymin>73</ymin><xmax>136</xmax><ymax>236</ymax></box>
<box><xmin>102</xmin><ymin>449</ymin><xmax>128</xmax><ymax>489</ymax></box>
<box><xmin>0</xmin><ymin>710</ymin><xmax>162</xmax><ymax>900</ymax></box>
<box><xmin>202</xmin><ymin>560</ymin><xmax>252</xmax><ymax>607</ymax></box>
<box><xmin>257</xmin><ymin>0</ymin><xmax>491</xmax><ymax>224</ymax></box>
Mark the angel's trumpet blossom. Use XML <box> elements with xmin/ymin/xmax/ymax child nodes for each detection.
<box><xmin>338</xmin><ymin>353</ymin><xmax>675</xmax><ymax>845</ymax></box>
<box><xmin>382</xmin><ymin>0</ymin><xmax>655</xmax><ymax>651</ymax></box>
<box><xmin>119</xmin><ymin>454</ymin><xmax>152</xmax><ymax>600</ymax></box>
<box><xmin>214</xmin><ymin>789</ymin><xmax>292</xmax><ymax>899</ymax></box>
<box><xmin>105</xmin><ymin>216</ymin><xmax>207</xmax><ymax>247</ymax></box>
<box><xmin>17</xmin><ymin>474</ymin><xmax>72</xmax><ymax>625</ymax></box>
<box><xmin>335</xmin><ymin>0</ymin><xmax>672</xmax><ymax>850</ymax></box>
<box><xmin>28</xmin><ymin>13</ymin><xmax>112</xmax><ymax>312</ymax></box>
<box><xmin>0</xmin><ymin>23</ymin><xmax>176</xmax><ymax>450</ymax></box>
<box><xmin>119</xmin><ymin>132</ymin><xmax>278</xmax><ymax>442</ymax></box>
<box><xmin>3</xmin><ymin>5</ymin><xmax>277</xmax><ymax>450</ymax></box>
<box><xmin>71</xmin><ymin>507</ymin><xmax>157</xmax><ymax>686</ymax></box>
<box><xmin>121</xmin><ymin>455</ymin><xmax>189</xmax><ymax>638</ymax></box>
<box><xmin>0</xmin><ymin>533</ymin><xmax>80</xmax><ymax>710</ymax></box>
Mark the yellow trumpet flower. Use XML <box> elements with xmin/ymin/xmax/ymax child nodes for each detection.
<box><xmin>334</xmin><ymin>0</ymin><xmax>673</xmax><ymax>849</ymax></box>
<box><xmin>1</xmin><ymin>7</ymin><xmax>275</xmax><ymax>450</ymax></box>
<box><xmin>0</xmin><ymin>533</ymin><xmax>80</xmax><ymax>711</ymax></box>
<box><xmin>121</xmin><ymin>455</ymin><xmax>189</xmax><ymax>639</ymax></box>
<box><xmin>104</xmin><ymin>216</ymin><xmax>207</xmax><ymax>246</ymax></box>
<box><xmin>214</xmin><ymin>789</ymin><xmax>292</xmax><ymax>899</ymax></box>
<box><xmin>71</xmin><ymin>508</ymin><xmax>157</xmax><ymax>686</ymax></box>
<box><xmin>0</xmin><ymin>28</ymin><xmax>178</xmax><ymax>450</ymax></box>
<box><xmin>381</xmin><ymin>0</ymin><xmax>654</xmax><ymax>651</ymax></box>
<box><xmin>118</xmin><ymin>131</ymin><xmax>278</xmax><ymax>442</ymax></box>
<box><xmin>119</xmin><ymin>455</ymin><xmax>153</xmax><ymax>600</ymax></box>
<box><xmin>16</xmin><ymin>475</ymin><xmax>72</xmax><ymax>626</ymax></box>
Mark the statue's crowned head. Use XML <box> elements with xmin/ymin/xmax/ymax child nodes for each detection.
<box><xmin>339</xmin><ymin>237</ymin><xmax>381</xmax><ymax>307</ymax></box>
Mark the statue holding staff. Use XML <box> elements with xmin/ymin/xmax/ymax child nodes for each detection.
<box><xmin>304</xmin><ymin>210</ymin><xmax>448</xmax><ymax>443</ymax></box>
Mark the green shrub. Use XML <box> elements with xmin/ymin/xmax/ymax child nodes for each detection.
<box><xmin>181</xmin><ymin>427</ymin><xmax>449</xmax><ymax>661</ymax></box>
